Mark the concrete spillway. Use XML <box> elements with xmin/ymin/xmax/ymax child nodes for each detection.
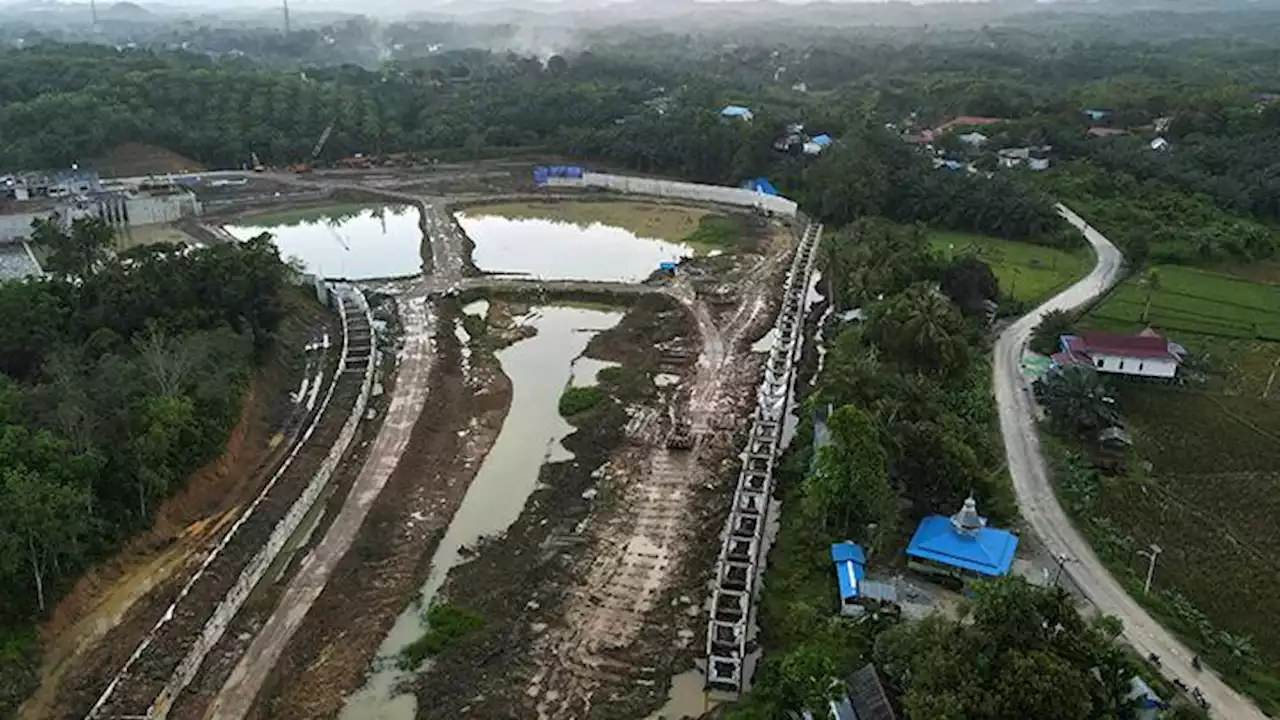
<box><xmin>705</xmin><ymin>221</ymin><xmax>823</xmax><ymax>693</ymax></box>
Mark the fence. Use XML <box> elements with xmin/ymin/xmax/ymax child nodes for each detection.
<box><xmin>541</xmin><ymin>171</ymin><xmax>799</xmax><ymax>217</ymax></box>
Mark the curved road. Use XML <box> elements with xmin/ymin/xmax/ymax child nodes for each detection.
<box><xmin>994</xmin><ymin>204</ymin><xmax>1266</xmax><ymax>719</ymax></box>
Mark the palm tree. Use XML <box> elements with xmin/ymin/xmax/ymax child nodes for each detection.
<box><xmin>1035</xmin><ymin>365</ymin><xmax>1121</xmax><ymax>436</ymax></box>
<box><xmin>1140</xmin><ymin>267</ymin><xmax>1163</xmax><ymax>323</ymax></box>
<box><xmin>1217</xmin><ymin>631</ymin><xmax>1259</xmax><ymax>669</ymax></box>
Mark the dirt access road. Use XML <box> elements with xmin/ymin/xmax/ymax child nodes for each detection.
<box><xmin>525</xmin><ymin>224</ymin><xmax>797</xmax><ymax>719</ymax></box>
<box><xmin>994</xmin><ymin>204</ymin><xmax>1266</xmax><ymax>720</ymax></box>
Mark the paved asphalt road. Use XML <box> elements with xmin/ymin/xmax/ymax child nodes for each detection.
<box><xmin>994</xmin><ymin>204</ymin><xmax>1268</xmax><ymax>720</ymax></box>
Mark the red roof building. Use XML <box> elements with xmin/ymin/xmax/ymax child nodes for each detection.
<box><xmin>1050</xmin><ymin>331</ymin><xmax>1181</xmax><ymax>379</ymax></box>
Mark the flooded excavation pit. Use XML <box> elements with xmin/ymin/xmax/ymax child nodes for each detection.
<box><xmin>455</xmin><ymin>201</ymin><xmax>703</xmax><ymax>282</ymax></box>
<box><xmin>339</xmin><ymin>304</ymin><xmax>623</xmax><ymax>720</ymax></box>
<box><xmin>224</xmin><ymin>203</ymin><xmax>425</xmax><ymax>280</ymax></box>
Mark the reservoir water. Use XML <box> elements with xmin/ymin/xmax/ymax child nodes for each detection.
<box><xmin>455</xmin><ymin>212</ymin><xmax>694</xmax><ymax>282</ymax></box>
<box><xmin>225</xmin><ymin>204</ymin><xmax>425</xmax><ymax>280</ymax></box>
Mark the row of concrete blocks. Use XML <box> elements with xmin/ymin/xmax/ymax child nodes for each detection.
<box><xmin>705</xmin><ymin>223</ymin><xmax>823</xmax><ymax>693</ymax></box>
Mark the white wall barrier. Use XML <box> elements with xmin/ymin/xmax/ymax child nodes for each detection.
<box><xmin>547</xmin><ymin>172</ymin><xmax>799</xmax><ymax>217</ymax></box>
<box><xmin>88</xmin><ymin>285</ymin><xmax>377</xmax><ymax>719</ymax></box>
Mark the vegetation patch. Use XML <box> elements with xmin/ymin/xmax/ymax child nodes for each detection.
<box><xmin>681</xmin><ymin>215</ymin><xmax>749</xmax><ymax>252</ymax></box>
<box><xmin>1084</xmin><ymin>265</ymin><xmax>1280</xmax><ymax>343</ymax></box>
<box><xmin>558</xmin><ymin>386</ymin><xmax>607</xmax><ymax>416</ymax></box>
<box><xmin>397</xmin><ymin>603</ymin><xmax>485</xmax><ymax>670</ymax></box>
<box><xmin>929</xmin><ymin>231</ymin><xmax>1089</xmax><ymax>304</ymax></box>
<box><xmin>466</xmin><ymin>200</ymin><xmax>707</xmax><ymax>243</ymax></box>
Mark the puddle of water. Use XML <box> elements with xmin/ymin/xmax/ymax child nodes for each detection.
<box><xmin>340</xmin><ymin>305</ymin><xmax>623</xmax><ymax>720</ymax></box>
<box><xmin>654</xmin><ymin>373</ymin><xmax>681</xmax><ymax>388</ymax></box>
<box><xmin>225</xmin><ymin>204</ymin><xmax>424</xmax><ymax>280</ymax></box>
<box><xmin>646</xmin><ymin>668</ymin><xmax>718</xmax><ymax>720</ymax></box>
<box><xmin>455</xmin><ymin>212</ymin><xmax>693</xmax><ymax>282</ymax></box>
<box><xmin>571</xmin><ymin>356</ymin><xmax>620</xmax><ymax>388</ymax></box>
<box><xmin>751</xmin><ymin>327</ymin><xmax>779</xmax><ymax>354</ymax></box>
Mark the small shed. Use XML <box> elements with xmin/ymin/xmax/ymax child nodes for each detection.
<box><xmin>1125</xmin><ymin>676</ymin><xmax>1165</xmax><ymax>720</ymax></box>
<box><xmin>743</xmin><ymin>177</ymin><xmax>780</xmax><ymax>195</ymax></box>
<box><xmin>831</xmin><ymin>542</ymin><xmax>899</xmax><ymax>617</ymax></box>
<box><xmin>958</xmin><ymin>132</ymin><xmax>988</xmax><ymax>148</ymax></box>
<box><xmin>1097</xmin><ymin>426</ymin><xmax>1132</xmax><ymax>473</ymax></box>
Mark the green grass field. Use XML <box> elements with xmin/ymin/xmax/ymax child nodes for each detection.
<box><xmin>1086</xmin><ymin>265</ymin><xmax>1280</xmax><ymax>343</ymax></box>
<box><xmin>928</xmin><ymin>231</ymin><xmax>1090</xmax><ymax>303</ymax></box>
<box><xmin>1058</xmin><ymin>386</ymin><xmax>1280</xmax><ymax>713</ymax></box>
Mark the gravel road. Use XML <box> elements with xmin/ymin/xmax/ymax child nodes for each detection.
<box><xmin>993</xmin><ymin>203</ymin><xmax>1267</xmax><ymax>720</ymax></box>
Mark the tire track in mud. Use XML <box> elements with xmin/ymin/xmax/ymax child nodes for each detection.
<box><xmin>526</xmin><ymin>235</ymin><xmax>798</xmax><ymax>719</ymax></box>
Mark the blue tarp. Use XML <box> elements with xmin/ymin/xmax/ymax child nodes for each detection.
<box><xmin>831</xmin><ymin>542</ymin><xmax>867</xmax><ymax>600</ymax></box>
<box><xmin>721</xmin><ymin>105</ymin><xmax>752</xmax><ymax>117</ymax></box>
<box><xmin>812</xmin><ymin>134</ymin><xmax>833</xmax><ymax>146</ymax></box>
<box><xmin>743</xmin><ymin>177</ymin><xmax>780</xmax><ymax>195</ymax></box>
<box><xmin>533</xmin><ymin>165</ymin><xmax>584</xmax><ymax>185</ymax></box>
<box><xmin>659</xmin><ymin>262</ymin><xmax>678</xmax><ymax>271</ymax></box>
<box><xmin>906</xmin><ymin>516</ymin><xmax>1018</xmax><ymax>576</ymax></box>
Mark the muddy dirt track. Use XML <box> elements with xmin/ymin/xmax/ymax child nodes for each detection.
<box><xmin>28</xmin><ymin>165</ymin><xmax>801</xmax><ymax>720</ymax></box>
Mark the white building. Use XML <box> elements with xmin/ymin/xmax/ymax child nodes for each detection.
<box><xmin>1051</xmin><ymin>331</ymin><xmax>1182</xmax><ymax>379</ymax></box>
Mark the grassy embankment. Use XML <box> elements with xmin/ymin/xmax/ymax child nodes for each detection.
<box><xmin>929</xmin><ymin>230</ymin><xmax>1090</xmax><ymax>304</ymax></box>
<box><xmin>1050</xmin><ymin>264</ymin><xmax>1280</xmax><ymax>712</ymax></box>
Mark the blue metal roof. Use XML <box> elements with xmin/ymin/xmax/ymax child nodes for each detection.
<box><xmin>906</xmin><ymin>516</ymin><xmax>1018</xmax><ymax>576</ymax></box>
<box><xmin>721</xmin><ymin>105</ymin><xmax>752</xmax><ymax>117</ymax></box>
<box><xmin>743</xmin><ymin>177</ymin><xmax>780</xmax><ymax>195</ymax></box>
<box><xmin>831</xmin><ymin>542</ymin><xmax>866</xmax><ymax>600</ymax></box>
<box><xmin>812</xmin><ymin>134</ymin><xmax>833</xmax><ymax>146</ymax></box>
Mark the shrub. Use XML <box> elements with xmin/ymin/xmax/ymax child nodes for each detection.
<box><xmin>558</xmin><ymin>386</ymin><xmax>607</xmax><ymax>416</ymax></box>
<box><xmin>398</xmin><ymin>603</ymin><xmax>485</xmax><ymax>670</ymax></box>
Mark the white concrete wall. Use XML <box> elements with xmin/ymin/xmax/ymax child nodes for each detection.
<box><xmin>148</xmin><ymin>286</ymin><xmax>377</xmax><ymax>718</ymax></box>
<box><xmin>0</xmin><ymin>193</ymin><xmax>200</xmax><ymax>244</ymax></box>
<box><xmin>1094</xmin><ymin>354</ymin><xmax>1178</xmax><ymax>378</ymax></box>
<box><xmin>548</xmin><ymin>172</ymin><xmax>799</xmax><ymax>217</ymax></box>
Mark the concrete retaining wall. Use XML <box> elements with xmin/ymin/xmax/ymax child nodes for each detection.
<box><xmin>87</xmin><ymin>285</ymin><xmax>377</xmax><ymax>719</ymax></box>
<box><xmin>147</xmin><ymin>285</ymin><xmax>377</xmax><ymax>718</ymax></box>
<box><xmin>547</xmin><ymin>172</ymin><xmax>798</xmax><ymax>217</ymax></box>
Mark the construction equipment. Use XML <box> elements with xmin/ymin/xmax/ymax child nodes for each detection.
<box><xmin>310</xmin><ymin>121</ymin><xmax>334</xmax><ymax>162</ymax></box>
<box><xmin>666</xmin><ymin>418</ymin><xmax>694</xmax><ymax>451</ymax></box>
<box><xmin>287</xmin><ymin>163</ymin><xmax>312</xmax><ymax>174</ymax></box>
<box><xmin>250</xmin><ymin>152</ymin><xmax>265</xmax><ymax>172</ymax></box>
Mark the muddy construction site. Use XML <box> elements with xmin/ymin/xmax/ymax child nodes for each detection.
<box><xmin>24</xmin><ymin>166</ymin><xmax>804</xmax><ymax>720</ymax></box>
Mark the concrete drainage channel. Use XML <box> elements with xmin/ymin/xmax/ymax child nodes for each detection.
<box><xmin>86</xmin><ymin>284</ymin><xmax>377</xmax><ymax>719</ymax></box>
<box><xmin>705</xmin><ymin>221</ymin><xmax>823</xmax><ymax>693</ymax></box>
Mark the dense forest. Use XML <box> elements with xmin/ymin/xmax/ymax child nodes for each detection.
<box><xmin>0</xmin><ymin>222</ymin><xmax>288</xmax><ymax>714</ymax></box>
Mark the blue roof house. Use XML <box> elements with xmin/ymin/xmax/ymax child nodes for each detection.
<box><xmin>811</xmin><ymin>133</ymin><xmax>833</xmax><ymax>146</ymax></box>
<box><xmin>720</xmin><ymin>105</ymin><xmax>754</xmax><ymax>121</ymax></box>
<box><xmin>831</xmin><ymin>541</ymin><xmax>899</xmax><ymax>617</ymax></box>
<box><xmin>906</xmin><ymin>496</ymin><xmax>1018</xmax><ymax>584</ymax></box>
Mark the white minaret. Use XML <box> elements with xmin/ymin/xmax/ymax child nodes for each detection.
<box><xmin>950</xmin><ymin>495</ymin><xmax>987</xmax><ymax>537</ymax></box>
<box><xmin>283</xmin><ymin>0</ymin><xmax>291</xmax><ymax>35</ymax></box>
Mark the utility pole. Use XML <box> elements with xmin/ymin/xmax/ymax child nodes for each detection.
<box><xmin>282</xmin><ymin>0</ymin><xmax>291</xmax><ymax>36</ymax></box>
<box><xmin>90</xmin><ymin>0</ymin><xmax>99</xmax><ymax>28</ymax></box>
<box><xmin>1052</xmin><ymin>552</ymin><xmax>1074</xmax><ymax>587</ymax></box>
<box><xmin>1138</xmin><ymin>543</ymin><xmax>1162</xmax><ymax>594</ymax></box>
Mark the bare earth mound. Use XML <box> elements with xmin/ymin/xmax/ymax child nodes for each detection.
<box><xmin>89</xmin><ymin>143</ymin><xmax>206</xmax><ymax>178</ymax></box>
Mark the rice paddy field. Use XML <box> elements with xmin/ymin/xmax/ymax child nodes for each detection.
<box><xmin>1060</xmin><ymin>262</ymin><xmax>1280</xmax><ymax>711</ymax></box>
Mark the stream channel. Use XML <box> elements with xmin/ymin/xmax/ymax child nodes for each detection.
<box><xmin>338</xmin><ymin>301</ymin><xmax>623</xmax><ymax>719</ymax></box>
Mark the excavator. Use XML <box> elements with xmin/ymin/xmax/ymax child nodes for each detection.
<box><xmin>289</xmin><ymin>121</ymin><xmax>335</xmax><ymax>174</ymax></box>
<box><xmin>250</xmin><ymin>151</ymin><xmax>265</xmax><ymax>172</ymax></box>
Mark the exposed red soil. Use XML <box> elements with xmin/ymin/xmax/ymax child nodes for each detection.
<box><xmin>21</xmin><ymin>291</ymin><xmax>334</xmax><ymax>720</ymax></box>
